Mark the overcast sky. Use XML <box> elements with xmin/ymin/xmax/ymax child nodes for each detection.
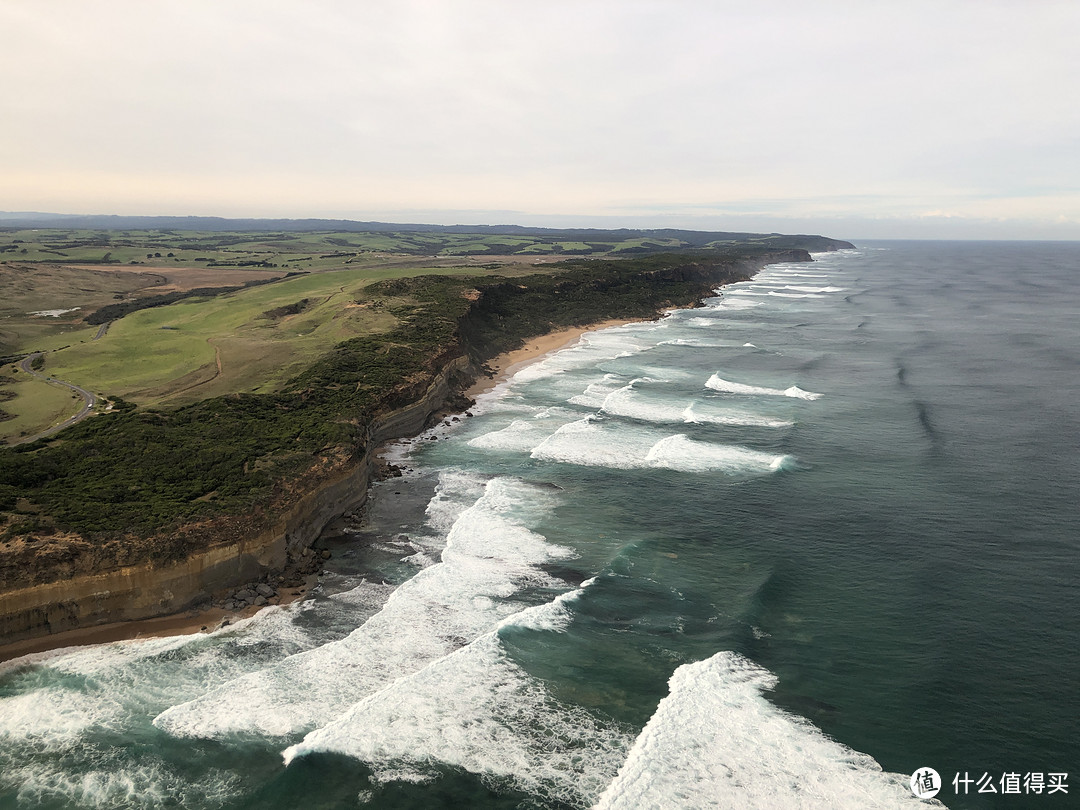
<box><xmin>3</xmin><ymin>1</ymin><xmax>1078</xmax><ymax>239</ymax></box>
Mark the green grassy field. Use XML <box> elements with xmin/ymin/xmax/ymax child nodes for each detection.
<box><xmin>33</xmin><ymin>265</ymin><xmax>498</xmax><ymax>404</ymax></box>
<box><xmin>0</xmin><ymin>370</ymin><xmax>83</xmax><ymax>442</ymax></box>
<box><xmin>0</xmin><ymin>257</ymin><xmax>544</xmax><ymax>440</ymax></box>
<box><xmin>0</xmin><ymin>228</ymin><xmax>654</xmax><ymax>268</ymax></box>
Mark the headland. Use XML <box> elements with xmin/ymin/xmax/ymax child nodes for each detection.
<box><xmin>0</xmin><ymin>224</ymin><xmax>853</xmax><ymax>653</ymax></box>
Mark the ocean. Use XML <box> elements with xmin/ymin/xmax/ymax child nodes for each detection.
<box><xmin>1</xmin><ymin>241</ymin><xmax>1076</xmax><ymax>808</ymax></box>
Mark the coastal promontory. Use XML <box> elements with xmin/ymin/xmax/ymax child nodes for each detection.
<box><xmin>0</xmin><ymin>221</ymin><xmax>852</xmax><ymax>649</ymax></box>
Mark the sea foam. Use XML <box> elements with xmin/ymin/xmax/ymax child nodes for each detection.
<box><xmin>598</xmin><ymin>382</ymin><xmax>791</xmax><ymax>428</ymax></box>
<box><xmin>154</xmin><ymin>478</ymin><xmax>572</xmax><ymax>739</ymax></box>
<box><xmin>283</xmin><ymin>584</ymin><xmax>630</xmax><ymax>808</ymax></box>
<box><xmin>530</xmin><ymin>419</ymin><xmax>792</xmax><ymax>475</ymax></box>
<box><xmin>11</xmin><ymin>760</ymin><xmax>242</xmax><ymax>809</ymax></box>
<box><xmin>467</xmin><ymin>419</ymin><xmax>551</xmax><ymax>452</ymax></box>
<box><xmin>594</xmin><ymin>651</ymin><xmax>937</xmax><ymax>809</ymax></box>
<box><xmin>568</xmin><ymin>374</ymin><xmax>631</xmax><ymax>408</ymax></box>
<box><xmin>509</xmin><ymin>331</ymin><xmax>653</xmax><ymax>384</ymax></box>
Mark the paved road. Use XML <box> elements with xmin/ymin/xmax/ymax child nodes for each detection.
<box><xmin>11</xmin><ymin>353</ymin><xmax>98</xmax><ymax>445</ymax></box>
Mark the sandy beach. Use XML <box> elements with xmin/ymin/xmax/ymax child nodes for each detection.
<box><xmin>465</xmin><ymin>317</ymin><xmax>648</xmax><ymax>398</ymax></box>
<box><xmin>0</xmin><ymin>317</ymin><xmax>648</xmax><ymax>663</ymax></box>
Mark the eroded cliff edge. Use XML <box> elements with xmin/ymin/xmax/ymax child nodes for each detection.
<box><xmin>0</xmin><ymin>356</ymin><xmax>474</xmax><ymax>643</ymax></box>
<box><xmin>0</xmin><ymin>249</ymin><xmax>822</xmax><ymax>645</ymax></box>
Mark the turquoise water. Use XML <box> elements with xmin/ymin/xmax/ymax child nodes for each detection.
<box><xmin>1</xmin><ymin>242</ymin><xmax>1076</xmax><ymax>808</ymax></box>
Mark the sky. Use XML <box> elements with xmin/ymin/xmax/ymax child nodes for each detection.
<box><xmin>2</xmin><ymin>0</ymin><xmax>1078</xmax><ymax>240</ymax></box>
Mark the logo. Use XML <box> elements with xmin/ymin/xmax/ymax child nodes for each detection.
<box><xmin>911</xmin><ymin>767</ymin><xmax>942</xmax><ymax>799</ymax></box>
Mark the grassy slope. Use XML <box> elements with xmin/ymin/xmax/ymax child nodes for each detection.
<box><xmin>0</xmin><ymin>261</ymin><xmax>545</xmax><ymax>439</ymax></box>
<box><xmin>0</xmin><ymin>372</ymin><xmax>82</xmax><ymax>438</ymax></box>
<box><xmin>39</xmin><ymin>265</ymin><xmax>530</xmax><ymax>402</ymax></box>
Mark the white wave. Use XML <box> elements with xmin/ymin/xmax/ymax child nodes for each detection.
<box><xmin>768</xmin><ymin>291</ymin><xmax>825</xmax><ymax>298</ymax></box>
<box><xmin>11</xmin><ymin>631</ymin><xmax>202</xmax><ymax>679</ymax></box>
<box><xmin>532</xmin><ymin>405</ymin><xmax>577</xmax><ymax>419</ymax></box>
<box><xmin>745</xmin><ymin>283</ymin><xmax>844</xmax><ymax>294</ymax></box>
<box><xmin>599</xmin><ymin>381</ymin><xmax>685</xmax><ymax>424</ymax></box>
<box><xmin>401</xmin><ymin>550</ymin><xmax>437</xmax><ymax>567</ymax></box>
<box><xmin>500</xmin><ymin>577</ymin><xmax>597</xmax><ymax>632</ymax></box>
<box><xmin>567</xmin><ymin>373</ymin><xmax>627</xmax><ymax>408</ymax></box>
<box><xmin>531</xmin><ymin>419</ymin><xmax>658</xmax><ymax>469</ymax></box>
<box><xmin>0</xmin><ymin>688</ymin><xmax>114</xmax><ymax>747</ymax></box>
<box><xmin>657</xmin><ymin>338</ymin><xmax>730</xmax><ymax>348</ymax></box>
<box><xmin>0</xmin><ymin>602</ymin><xmax>320</xmax><ymax>765</ymax></box>
<box><xmin>683</xmin><ymin>403</ymin><xmax>793</xmax><ymax>428</ymax></box>
<box><xmin>531</xmin><ymin>420</ymin><xmax>791</xmax><ymax>475</ymax></box>
<box><xmin>708</xmin><ymin>297</ymin><xmax>763</xmax><ymax>310</ymax></box>
<box><xmin>284</xmin><ymin>585</ymin><xmax>629</xmax><ymax>808</ymax></box>
<box><xmin>464</xmin><ymin>393</ymin><xmax>537</xmax><ymax>418</ymax></box>
<box><xmin>154</xmin><ymin>479</ymin><xmax>572</xmax><ymax>740</ymax></box>
<box><xmin>9</xmin><ymin>760</ymin><xmax>242</xmax><ymax>809</ymax></box>
<box><xmin>369</xmin><ymin>768</ymin><xmax>436</xmax><ymax>786</ymax></box>
<box><xmin>467</xmin><ymin>406</ymin><xmax>582</xmax><ymax>453</ymax></box>
<box><xmin>594</xmin><ymin>651</ymin><xmax>935</xmax><ymax>809</ymax></box>
<box><xmin>706</xmin><ymin>374</ymin><xmax>822</xmax><ymax>400</ymax></box>
<box><xmin>508</xmin><ymin>360</ymin><xmax>566</xmax><ymax>384</ymax></box>
<box><xmin>644</xmin><ymin>435</ymin><xmax>793</xmax><ymax>474</ymax></box>
<box><xmin>509</xmin><ymin>332</ymin><xmax>652</xmax><ymax>384</ymax></box>
<box><xmin>467</xmin><ymin>419</ymin><xmax>551</xmax><ymax>452</ymax></box>
<box><xmin>423</xmin><ymin>468</ymin><xmax>489</xmax><ymax>537</ymax></box>
<box><xmin>598</xmin><ymin>384</ymin><xmax>791</xmax><ymax>429</ymax></box>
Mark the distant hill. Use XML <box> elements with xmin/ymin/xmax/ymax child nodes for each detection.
<box><xmin>0</xmin><ymin>212</ymin><xmax>854</xmax><ymax>252</ymax></box>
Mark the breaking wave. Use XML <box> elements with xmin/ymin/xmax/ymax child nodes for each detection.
<box><xmin>594</xmin><ymin>651</ymin><xmax>936</xmax><ymax>809</ymax></box>
<box><xmin>530</xmin><ymin>419</ymin><xmax>792</xmax><ymax>474</ymax></box>
<box><xmin>706</xmin><ymin>374</ymin><xmax>823</xmax><ymax>400</ymax></box>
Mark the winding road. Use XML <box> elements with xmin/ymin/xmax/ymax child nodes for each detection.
<box><xmin>11</xmin><ymin>353</ymin><xmax>98</xmax><ymax>445</ymax></box>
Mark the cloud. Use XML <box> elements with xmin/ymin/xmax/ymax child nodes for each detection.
<box><xmin>2</xmin><ymin>0</ymin><xmax>1078</xmax><ymax>238</ymax></box>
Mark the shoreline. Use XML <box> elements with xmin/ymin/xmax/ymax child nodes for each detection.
<box><xmin>0</xmin><ymin>584</ymin><xmax>311</xmax><ymax>664</ymax></box>
<box><xmin>464</xmin><ymin>317</ymin><xmax>649</xmax><ymax>399</ymax></box>
<box><xmin>0</xmin><ymin>317</ymin><xmax>652</xmax><ymax>664</ymax></box>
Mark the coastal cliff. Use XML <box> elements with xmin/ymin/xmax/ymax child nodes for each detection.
<box><xmin>0</xmin><ymin>248</ymin><xmax>820</xmax><ymax>646</ymax></box>
<box><xmin>0</xmin><ymin>355</ymin><xmax>475</xmax><ymax>645</ymax></box>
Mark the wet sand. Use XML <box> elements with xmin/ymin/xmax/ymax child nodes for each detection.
<box><xmin>0</xmin><ymin>586</ymin><xmax>310</xmax><ymax>663</ymax></box>
<box><xmin>465</xmin><ymin>318</ymin><xmax>648</xmax><ymax>398</ymax></box>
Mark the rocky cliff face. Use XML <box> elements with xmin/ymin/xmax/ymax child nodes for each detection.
<box><xmin>0</xmin><ymin>356</ymin><xmax>475</xmax><ymax>645</ymax></box>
